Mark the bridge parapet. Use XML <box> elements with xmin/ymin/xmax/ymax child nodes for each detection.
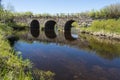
<box><xmin>14</xmin><ymin>16</ymin><xmax>93</xmax><ymax>28</ymax></box>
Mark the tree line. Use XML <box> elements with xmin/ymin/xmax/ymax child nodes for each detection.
<box><xmin>0</xmin><ymin>2</ymin><xmax>120</xmax><ymax>23</ymax></box>
<box><xmin>89</xmin><ymin>3</ymin><xmax>120</xmax><ymax>19</ymax></box>
<box><xmin>22</xmin><ymin>3</ymin><xmax>120</xmax><ymax>19</ymax></box>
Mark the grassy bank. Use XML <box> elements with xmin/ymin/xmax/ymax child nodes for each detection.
<box><xmin>80</xmin><ymin>3</ymin><xmax>120</xmax><ymax>36</ymax></box>
<box><xmin>80</xmin><ymin>19</ymin><xmax>120</xmax><ymax>34</ymax></box>
<box><xmin>0</xmin><ymin>23</ymin><xmax>33</xmax><ymax>80</ymax></box>
<box><xmin>0</xmin><ymin>23</ymin><xmax>55</xmax><ymax>80</ymax></box>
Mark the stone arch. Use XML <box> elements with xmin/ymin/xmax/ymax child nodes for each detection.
<box><xmin>64</xmin><ymin>20</ymin><xmax>77</xmax><ymax>41</ymax></box>
<box><xmin>44</xmin><ymin>20</ymin><xmax>57</xmax><ymax>30</ymax></box>
<box><xmin>30</xmin><ymin>20</ymin><xmax>40</xmax><ymax>38</ymax></box>
<box><xmin>30</xmin><ymin>19</ymin><xmax>40</xmax><ymax>29</ymax></box>
<box><xmin>64</xmin><ymin>20</ymin><xmax>75</xmax><ymax>31</ymax></box>
<box><xmin>44</xmin><ymin>20</ymin><xmax>57</xmax><ymax>39</ymax></box>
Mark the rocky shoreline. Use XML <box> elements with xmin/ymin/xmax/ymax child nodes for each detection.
<box><xmin>79</xmin><ymin>30</ymin><xmax>120</xmax><ymax>41</ymax></box>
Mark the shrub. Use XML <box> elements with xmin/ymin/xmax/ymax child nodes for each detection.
<box><xmin>81</xmin><ymin>19</ymin><xmax>120</xmax><ymax>34</ymax></box>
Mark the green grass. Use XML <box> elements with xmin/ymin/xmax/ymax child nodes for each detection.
<box><xmin>81</xmin><ymin>19</ymin><xmax>120</xmax><ymax>34</ymax></box>
<box><xmin>15</xmin><ymin>22</ymin><xmax>28</xmax><ymax>27</ymax></box>
<box><xmin>72</xmin><ymin>22</ymin><xmax>79</xmax><ymax>28</ymax></box>
<box><xmin>0</xmin><ymin>32</ymin><xmax>33</xmax><ymax>80</ymax></box>
<box><xmin>0</xmin><ymin>5</ymin><xmax>55</xmax><ymax>80</ymax></box>
<box><xmin>0</xmin><ymin>23</ymin><xmax>55</xmax><ymax>80</ymax></box>
<box><xmin>0</xmin><ymin>23</ymin><xmax>13</xmax><ymax>35</ymax></box>
<box><xmin>0</xmin><ymin>23</ymin><xmax>33</xmax><ymax>80</ymax></box>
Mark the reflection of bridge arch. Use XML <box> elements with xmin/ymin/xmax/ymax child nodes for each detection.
<box><xmin>30</xmin><ymin>20</ymin><xmax>40</xmax><ymax>38</ymax></box>
<box><xmin>64</xmin><ymin>31</ymin><xmax>77</xmax><ymax>41</ymax></box>
<box><xmin>16</xmin><ymin>30</ymin><xmax>120</xmax><ymax>60</ymax></box>
<box><xmin>45</xmin><ymin>30</ymin><xmax>57</xmax><ymax>39</ymax></box>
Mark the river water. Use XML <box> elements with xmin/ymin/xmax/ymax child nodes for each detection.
<box><xmin>13</xmin><ymin>28</ymin><xmax>120</xmax><ymax>80</ymax></box>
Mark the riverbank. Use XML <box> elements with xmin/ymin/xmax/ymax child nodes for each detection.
<box><xmin>79</xmin><ymin>30</ymin><xmax>120</xmax><ymax>41</ymax></box>
<box><xmin>0</xmin><ymin>23</ymin><xmax>55</xmax><ymax>80</ymax></box>
<box><xmin>0</xmin><ymin>23</ymin><xmax>33</xmax><ymax>79</ymax></box>
<box><xmin>80</xmin><ymin>19</ymin><xmax>120</xmax><ymax>41</ymax></box>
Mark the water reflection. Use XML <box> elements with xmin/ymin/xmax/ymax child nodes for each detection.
<box><xmin>13</xmin><ymin>30</ymin><xmax>120</xmax><ymax>80</ymax></box>
<box><xmin>30</xmin><ymin>29</ymin><xmax>40</xmax><ymax>38</ymax></box>
<box><xmin>80</xmin><ymin>34</ymin><xmax>120</xmax><ymax>60</ymax></box>
<box><xmin>14</xmin><ymin>30</ymin><xmax>120</xmax><ymax>60</ymax></box>
<box><xmin>45</xmin><ymin>30</ymin><xmax>57</xmax><ymax>39</ymax></box>
<box><xmin>7</xmin><ymin>35</ymin><xmax>19</xmax><ymax>46</ymax></box>
<box><xmin>64</xmin><ymin>31</ymin><xmax>77</xmax><ymax>41</ymax></box>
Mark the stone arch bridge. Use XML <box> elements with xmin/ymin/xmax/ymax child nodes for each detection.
<box><xmin>14</xmin><ymin>16</ymin><xmax>93</xmax><ymax>28</ymax></box>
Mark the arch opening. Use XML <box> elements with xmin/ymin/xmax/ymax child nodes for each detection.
<box><xmin>45</xmin><ymin>20</ymin><xmax>57</xmax><ymax>31</ymax></box>
<box><xmin>64</xmin><ymin>20</ymin><xmax>75</xmax><ymax>31</ymax></box>
<box><xmin>64</xmin><ymin>20</ymin><xmax>78</xmax><ymax>41</ymax></box>
<box><xmin>30</xmin><ymin>20</ymin><xmax>40</xmax><ymax>29</ymax></box>
<box><xmin>30</xmin><ymin>20</ymin><xmax>40</xmax><ymax>38</ymax></box>
<box><xmin>44</xmin><ymin>20</ymin><xmax>57</xmax><ymax>39</ymax></box>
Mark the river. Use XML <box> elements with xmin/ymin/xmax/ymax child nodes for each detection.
<box><xmin>11</xmin><ymin>28</ymin><xmax>120</xmax><ymax>80</ymax></box>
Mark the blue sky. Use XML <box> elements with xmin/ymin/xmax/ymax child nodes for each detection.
<box><xmin>2</xmin><ymin>0</ymin><xmax>120</xmax><ymax>14</ymax></box>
